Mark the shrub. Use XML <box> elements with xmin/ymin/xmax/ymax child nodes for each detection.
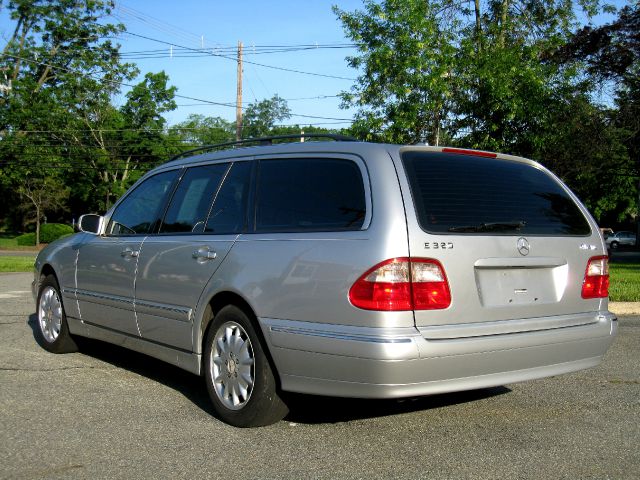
<box><xmin>16</xmin><ymin>233</ymin><xmax>36</xmax><ymax>246</ymax></box>
<box><xmin>15</xmin><ymin>223</ymin><xmax>74</xmax><ymax>245</ymax></box>
<box><xmin>39</xmin><ymin>223</ymin><xmax>74</xmax><ymax>243</ymax></box>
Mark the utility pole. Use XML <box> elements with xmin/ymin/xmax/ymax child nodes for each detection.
<box><xmin>235</xmin><ymin>41</ymin><xmax>243</xmax><ymax>141</ymax></box>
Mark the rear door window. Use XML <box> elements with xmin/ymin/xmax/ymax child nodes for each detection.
<box><xmin>402</xmin><ymin>151</ymin><xmax>591</xmax><ymax>236</ymax></box>
<box><xmin>204</xmin><ymin>161</ymin><xmax>253</xmax><ymax>234</ymax></box>
<box><xmin>255</xmin><ymin>158</ymin><xmax>366</xmax><ymax>232</ymax></box>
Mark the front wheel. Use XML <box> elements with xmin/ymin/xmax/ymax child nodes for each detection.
<box><xmin>204</xmin><ymin>305</ymin><xmax>288</xmax><ymax>427</ymax></box>
<box><xmin>610</xmin><ymin>241</ymin><xmax>619</xmax><ymax>250</ymax></box>
<box><xmin>35</xmin><ymin>274</ymin><xmax>78</xmax><ymax>353</ymax></box>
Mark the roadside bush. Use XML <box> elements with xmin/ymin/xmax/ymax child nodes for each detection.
<box><xmin>15</xmin><ymin>223</ymin><xmax>74</xmax><ymax>245</ymax></box>
<box><xmin>39</xmin><ymin>223</ymin><xmax>74</xmax><ymax>243</ymax></box>
<box><xmin>16</xmin><ymin>233</ymin><xmax>35</xmax><ymax>246</ymax></box>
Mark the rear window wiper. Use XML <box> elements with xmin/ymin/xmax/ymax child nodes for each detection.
<box><xmin>448</xmin><ymin>221</ymin><xmax>526</xmax><ymax>233</ymax></box>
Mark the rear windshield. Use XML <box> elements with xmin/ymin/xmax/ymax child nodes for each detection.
<box><xmin>402</xmin><ymin>151</ymin><xmax>591</xmax><ymax>236</ymax></box>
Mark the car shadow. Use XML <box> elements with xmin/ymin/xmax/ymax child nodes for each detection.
<box><xmin>283</xmin><ymin>387</ymin><xmax>511</xmax><ymax>425</ymax></box>
<box><xmin>27</xmin><ymin>313</ymin><xmax>511</xmax><ymax>425</ymax></box>
<box><xmin>26</xmin><ymin>313</ymin><xmax>215</xmax><ymax>416</ymax></box>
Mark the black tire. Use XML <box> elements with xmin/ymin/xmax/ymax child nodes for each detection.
<box><xmin>35</xmin><ymin>274</ymin><xmax>78</xmax><ymax>353</ymax></box>
<box><xmin>203</xmin><ymin>305</ymin><xmax>288</xmax><ymax>427</ymax></box>
<box><xmin>610</xmin><ymin>241</ymin><xmax>619</xmax><ymax>250</ymax></box>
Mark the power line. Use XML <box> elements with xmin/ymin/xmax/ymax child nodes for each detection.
<box><xmin>3</xmin><ymin>118</ymin><xmax>348</xmax><ymax>136</ymax></box>
<box><xmin>0</xmin><ymin>53</ymin><xmax>353</xmax><ymax>122</ymax></box>
<box><xmin>176</xmin><ymin>95</ymin><xmax>339</xmax><ymax>106</ymax></box>
<box><xmin>113</xmin><ymin>4</ymin><xmax>357</xmax><ymax>55</ymax></box>
<box><xmin>119</xmin><ymin>44</ymin><xmax>356</xmax><ymax>58</ymax></box>
<box><xmin>113</xmin><ymin>3</ymin><xmax>208</xmax><ymax>47</ymax></box>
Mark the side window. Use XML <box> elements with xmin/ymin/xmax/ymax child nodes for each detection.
<box><xmin>204</xmin><ymin>161</ymin><xmax>252</xmax><ymax>234</ymax></box>
<box><xmin>107</xmin><ymin>170</ymin><xmax>178</xmax><ymax>235</ymax></box>
<box><xmin>256</xmin><ymin>158</ymin><xmax>366</xmax><ymax>232</ymax></box>
<box><xmin>160</xmin><ymin>164</ymin><xmax>228</xmax><ymax>234</ymax></box>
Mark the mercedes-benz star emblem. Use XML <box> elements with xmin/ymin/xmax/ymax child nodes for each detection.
<box><xmin>517</xmin><ymin>237</ymin><xmax>530</xmax><ymax>256</ymax></box>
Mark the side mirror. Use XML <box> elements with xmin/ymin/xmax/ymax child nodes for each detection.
<box><xmin>78</xmin><ymin>214</ymin><xmax>104</xmax><ymax>234</ymax></box>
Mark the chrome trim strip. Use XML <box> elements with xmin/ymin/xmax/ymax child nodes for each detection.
<box><xmin>72</xmin><ymin>288</ymin><xmax>134</xmax><ymax>306</ymax></box>
<box><xmin>134</xmin><ymin>299</ymin><xmax>192</xmax><ymax>323</ymax></box>
<box><xmin>270</xmin><ymin>326</ymin><xmax>413</xmax><ymax>344</ymax></box>
<box><xmin>474</xmin><ymin>257</ymin><xmax>567</xmax><ymax>269</ymax></box>
<box><xmin>69</xmin><ymin>288</ymin><xmax>191</xmax><ymax>323</ymax></box>
<box><xmin>418</xmin><ymin>312</ymin><xmax>603</xmax><ymax>340</ymax></box>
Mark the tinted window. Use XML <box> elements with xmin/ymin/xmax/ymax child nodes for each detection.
<box><xmin>256</xmin><ymin>158</ymin><xmax>366</xmax><ymax>232</ymax></box>
<box><xmin>108</xmin><ymin>170</ymin><xmax>178</xmax><ymax>235</ymax></box>
<box><xmin>160</xmin><ymin>164</ymin><xmax>228</xmax><ymax>234</ymax></box>
<box><xmin>204</xmin><ymin>161</ymin><xmax>252</xmax><ymax>234</ymax></box>
<box><xmin>402</xmin><ymin>151</ymin><xmax>591</xmax><ymax>236</ymax></box>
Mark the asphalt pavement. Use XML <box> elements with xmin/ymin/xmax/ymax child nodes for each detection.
<box><xmin>1</xmin><ymin>272</ymin><xmax>638</xmax><ymax>479</ymax></box>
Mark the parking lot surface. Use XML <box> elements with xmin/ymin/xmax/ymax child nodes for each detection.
<box><xmin>1</xmin><ymin>272</ymin><xmax>638</xmax><ymax>479</ymax></box>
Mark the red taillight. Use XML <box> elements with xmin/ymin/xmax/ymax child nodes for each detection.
<box><xmin>349</xmin><ymin>258</ymin><xmax>451</xmax><ymax>311</ymax></box>
<box><xmin>581</xmin><ymin>255</ymin><xmax>609</xmax><ymax>299</ymax></box>
<box><xmin>441</xmin><ymin>147</ymin><xmax>497</xmax><ymax>158</ymax></box>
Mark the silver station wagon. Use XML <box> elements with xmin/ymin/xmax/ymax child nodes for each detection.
<box><xmin>33</xmin><ymin>135</ymin><xmax>617</xmax><ymax>427</ymax></box>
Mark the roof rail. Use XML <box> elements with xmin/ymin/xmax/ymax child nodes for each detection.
<box><xmin>165</xmin><ymin>133</ymin><xmax>359</xmax><ymax>163</ymax></box>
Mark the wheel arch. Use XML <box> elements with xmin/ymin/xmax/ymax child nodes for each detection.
<box><xmin>39</xmin><ymin>263</ymin><xmax>57</xmax><ymax>281</ymax></box>
<box><xmin>199</xmin><ymin>291</ymin><xmax>282</xmax><ymax>387</ymax></box>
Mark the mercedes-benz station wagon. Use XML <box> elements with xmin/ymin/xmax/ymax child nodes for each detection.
<box><xmin>33</xmin><ymin>136</ymin><xmax>617</xmax><ymax>427</ymax></box>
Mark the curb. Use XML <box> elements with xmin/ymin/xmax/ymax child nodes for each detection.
<box><xmin>609</xmin><ymin>302</ymin><xmax>640</xmax><ymax>316</ymax></box>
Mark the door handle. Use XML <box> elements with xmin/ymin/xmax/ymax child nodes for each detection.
<box><xmin>192</xmin><ymin>247</ymin><xmax>217</xmax><ymax>261</ymax></box>
<box><xmin>121</xmin><ymin>247</ymin><xmax>139</xmax><ymax>258</ymax></box>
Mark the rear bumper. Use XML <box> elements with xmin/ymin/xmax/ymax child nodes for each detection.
<box><xmin>260</xmin><ymin>311</ymin><xmax>617</xmax><ymax>398</ymax></box>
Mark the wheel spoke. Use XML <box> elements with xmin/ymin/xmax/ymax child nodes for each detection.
<box><xmin>231</xmin><ymin>386</ymin><xmax>240</xmax><ymax>406</ymax></box>
<box><xmin>212</xmin><ymin>355</ymin><xmax>225</xmax><ymax>367</ymax></box>
<box><xmin>216</xmin><ymin>336</ymin><xmax>226</xmax><ymax>354</ymax></box>
<box><xmin>238</xmin><ymin>382</ymin><xmax>248</xmax><ymax>400</ymax></box>
<box><xmin>230</xmin><ymin>327</ymin><xmax>241</xmax><ymax>354</ymax></box>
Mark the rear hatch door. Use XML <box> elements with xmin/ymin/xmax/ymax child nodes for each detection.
<box><xmin>396</xmin><ymin>148</ymin><xmax>606</xmax><ymax>333</ymax></box>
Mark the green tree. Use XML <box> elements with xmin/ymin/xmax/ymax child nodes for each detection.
<box><xmin>0</xmin><ymin>0</ymin><xmax>137</xmax><ymax>223</ymax></box>
<box><xmin>17</xmin><ymin>175</ymin><xmax>69</xmax><ymax>245</ymax></box>
<box><xmin>334</xmin><ymin>0</ymin><xmax>604</xmax><ymax>150</ymax></box>
<box><xmin>334</xmin><ymin>0</ymin><xmax>457</xmax><ymax>144</ymax></box>
<box><xmin>0</xmin><ymin>2</ymin><xmax>179</xmax><ymax>219</ymax></box>
<box><xmin>242</xmin><ymin>95</ymin><xmax>291</xmax><ymax>138</ymax></box>
<box><xmin>548</xmin><ymin>2</ymin><xmax>639</xmax><ymax>230</ymax></box>
<box><xmin>169</xmin><ymin>114</ymin><xmax>235</xmax><ymax>146</ymax></box>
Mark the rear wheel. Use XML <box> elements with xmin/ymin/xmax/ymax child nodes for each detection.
<box><xmin>36</xmin><ymin>275</ymin><xmax>78</xmax><ymax>353</ymax></box>
<box><xmin>204</xmin><ymin>305</ymin><xmax>288</xmax><ymax>427</ymax></box>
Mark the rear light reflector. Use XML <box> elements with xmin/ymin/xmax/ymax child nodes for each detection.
<box><xmin>581</xmin><ymin>255</ymin><xmax>609</xmax><ymax>299</ymax></box>
<box><xmin>349</xmin><ymin>258</ymin><xmax>451</xmax><ymax>311</ymax></box>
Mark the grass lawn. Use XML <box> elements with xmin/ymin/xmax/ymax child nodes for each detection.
<box><xmin>609</xmin><ymin>263</ymin><xmax>640</xmax><ymax>302</ymax></box>
<box><xmin>0</xmin><ymin>256</ymin><xmax>35</xmax><ymax>273</ymax></box>
<box><xmin>0</xmin><ymin>233</ymin><xmax>39</xmax><ymax>251</ymax></box>
<box><xmin>0</xmin><ymin>236</ymin><xmax>19</xmax><ymax>249</ymax></box>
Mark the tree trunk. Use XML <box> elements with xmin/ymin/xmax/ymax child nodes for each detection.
<box><xmin>474</xmin><ymin>0</ymin><xmax>483</xmax><ymax>54</ymax></box>
<box><xmin>35</xmin><ymin>204</ymin><xmax>40</xmax><ymax>247</ymax></box>
<box><xmin>636</xmin><ymin>176</ymin><xmax>640</xmax><ymax>248</ymax></box>
<box><xmin>497</xmin><ymin>0</ymin><xmax>510</xmax><ymax>48</ymax></box>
